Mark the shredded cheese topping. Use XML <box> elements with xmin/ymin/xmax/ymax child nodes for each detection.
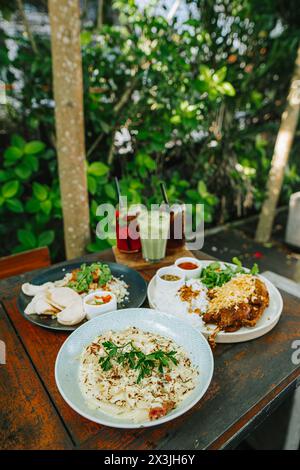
<box><xmin>207</xmin><ymin>274</ymin><xmax>256</xmax><ymax>313</ymax></box>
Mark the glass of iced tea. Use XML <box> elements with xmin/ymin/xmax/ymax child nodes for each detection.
<box><xmin>115</xmin><ymin>204</ymin><xmax>141</xmax><ymax>253</ymax></box>
<box><xmin>167</xmin><ymin>202</ymin><xmax>185</xmax><ymax>249</ymax></box>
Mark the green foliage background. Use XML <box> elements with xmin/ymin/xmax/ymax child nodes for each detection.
<box><xmin>1</xmin><ymin>0</ymin><xmax>300</xmax><ymax>259</ymax></box>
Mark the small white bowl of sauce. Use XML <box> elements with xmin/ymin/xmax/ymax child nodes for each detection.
<box><xmin>156</xmin><ymin>266</ymin><xmax>184</xmax><ymax>293</ymax></box>
<box><xmin>175</xmin><ymin>257</ymin><xmax>201</xmax><ymax>280</ymax></box>
<box><xmin>83</xmin><ymin>290</ymin><xmax>117</xmax><ymax>320</ymax></box>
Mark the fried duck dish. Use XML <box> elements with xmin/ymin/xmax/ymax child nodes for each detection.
<box><xmin>203</xmin><ymin>274</ymin><xmax>269</xmax><ymax>346</ymax></box>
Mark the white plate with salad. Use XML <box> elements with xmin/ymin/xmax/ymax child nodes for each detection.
<box><xmin>147</xmin><ymin>258</ymin><xmax>283</xmax><ymax>344</ymax></box>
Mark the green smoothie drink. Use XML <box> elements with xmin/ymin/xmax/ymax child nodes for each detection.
<box><xmin>138</xmin><ymin>210</ymin><xmax>170</xmax><ymax>262</ymax></box>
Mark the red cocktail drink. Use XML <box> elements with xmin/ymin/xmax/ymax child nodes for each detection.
<box><xmin>116</xmin><ymin>206</ymin><xmax>141</xmax><ymax>253</ymax></box>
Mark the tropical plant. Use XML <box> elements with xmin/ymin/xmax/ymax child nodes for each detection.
<box><xmin>1</xmin><ymin>0</ymin><xmax>300</xmax><ymax>258</ymax></box>
<box><xmin>0</xmin><ymin>135</ymin><xmax>63</xmax><ymax>257</ymax></box>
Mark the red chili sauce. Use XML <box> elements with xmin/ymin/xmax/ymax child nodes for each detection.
<box><xmin>86</xmin><ymin>294</ymin><xmax>112</xmax><ymax>306</ymax></box>
<box><xmin>178</xmin><ymin>262</ymin><xmax>198</xmax><ymax>270</ymax></box>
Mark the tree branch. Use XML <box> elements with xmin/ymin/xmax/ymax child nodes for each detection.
<box><xmin>16</xmin><ymin>0</ymin><xmax>38</xmax><ymax>54</ymax></box>
<box><xmin>107</xmin><ymin>130</ymin><xmax>116</xmax><ymax>166</ymax></box>
<box><xmin>255</xmin><ymin>44</ymin><xmax>300</xmax><ymax>243</ymax></box>
<box><xmin>87</xmin><ymin>132</ymin><xmax>104</xmax><ymax>157</ymax></box>
<box><xmin>113</xmin><ymin>75</ymin><xmax>139</xmax><ymax>114</ymax></box>
<box><xmin>167</xmin><ymin>0</ymin><xmax>181</xmax><ymax>22</ymax></box>
<box><xmin>97</xmin><ymin>0</ymin><xmax>104</xmax><ymax>29</ymax></box>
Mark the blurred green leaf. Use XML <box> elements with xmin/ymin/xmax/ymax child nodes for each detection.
<box><xmin>15</xmin><ymin>163</ymin><xmax>32</xmax><ymax>180</ymax></box>
<box><xmin>219</xmin><ymin>82</ymin><xmax>236</xmax><ymax>96</ymax></box>
<box><xmin>33</xmin><ymin>182</ymin><xmax>48</xmax><ymax>201</ymax></box>
<box><xmin>11</xmin><ymin>134</ymin><xmax>25</xmax><ymax>149</ymax></box>
<box><xmin>213</xmin><ymin>66</ymin><xmax>227</xmax><ymax>83</ymax></box>
<box><xmin>99</xmin><ymin>120</ymin><xmax>111</xmax><ymax>133</ymax></box>
<box><xmin>80</xmin><ymin>30</ymin><xmax>92</xmax><ymax>46</ymax></box>
<box><xmin>40</xmin><ymin>200</ymin><xmax>52</xmax><ymax>215</ymax></box>
<box><xmin>86</xmin><ymin>238</ymin><xmax>111</xmax><ymax>252</ymax></box>
<box><xmin>2</xmin><ymin>180</ymin><xmax>19</xmax><ymax>199</ymax></box>
<box><xmin>88</xmin><ymin>175</ymin><xmax>97</xmax><ymax>195</ymax></box>
<box><xmin>0</xmin><ymin>170</ymin><xmax>12</xmax><ymax>182</ymax></box>
<box><xmin>170</xmin><ymin>115</ymin><xmax>181</xmax><ymax>124</ymax></box>
<box><xmin>199</xmin><ymin>65</ymin><xmax>212</xmax><ymax>81</ymax></box>
<box><xmin>104</xmin><ymin>183</ymin><xmax>116</xmax><ymax>200</ymax></box>
<box><xmin>17</xmin><ymin>229</ymin><xmax>36</xmax><ymax>249</ymax></box>
<box><xmin>198</xmin><ymin>180</ymin><xmax>208</xmax><ymax>197</ymax></box>
<box><xmin>6</xmin><ymin>198</ymin><xmax>24</xmax><ymax>213</ymax></box>
<box><xmin>88</xmin><ymin>161</ymin><xmax>109</xmax><ymax>177</ymax></box>
<box><xmin>38</xmin><ymin>230</ymin><xmax>55</xmax><ymax>247</ymax></box>
<box><xmin>24</xmin><ymin>141</ymin><xmax>45</xmax><ymax>155</ymax></box>
<box><xmin>25</xmin><ymin>198</ymin><xmax>40</xmax><ymax>213</ymax></box>
<box><xmin>4</xmin><ymin>146</ymin><xmax>23</xmax><ymax>163</ymax></box>
<box><xmin>136</xmin><ymin>153</ymin><xmax>156</xmax><ymax>170</ymax></box>
<box><xmin>25</xmin><ymin>155</ymin><xmax>39</xmax><ymax>172</ymax></box>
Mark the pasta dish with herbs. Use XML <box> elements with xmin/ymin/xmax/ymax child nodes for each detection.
<box><xmin>79</xmin><ymin>327</ymin><xmax>198</xmax><ymax>423</ymax></box>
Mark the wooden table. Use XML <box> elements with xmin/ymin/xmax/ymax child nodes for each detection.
<box><xmin>1</xmin><ymin>249</ymin><xmax>300</xmax><ymax>450</ymax></box>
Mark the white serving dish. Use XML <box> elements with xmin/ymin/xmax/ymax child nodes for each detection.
<box><xmin>148</xmin><ymin>260</ymin><xmax>283</xmax><ymax>343</ymax></box>
<box><xmin>155</xmin><ymin>265</ymin><xmax>184</xmax><ymax>293</ymax></box>
<box><xmin>83</xmin><ymin>290</ymin><xmax>117</xmax><ymax>320</ymax></box>
<box><xmin>174</xmin><ymin>256</ymin><xmax>202</xmax><ymax>279</ymax></box>
<box><xmin>55</xmin><ymin>308</ymin><xmax>214</xmax><ymax>429</ymax></box>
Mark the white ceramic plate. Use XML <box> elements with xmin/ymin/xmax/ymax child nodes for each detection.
<box><xmin>55</xmin><ymin>308</ymin><xmax>214</xmax><ymax>428</ymax></box>
<box><xmin>148</xmin><ymin>261</ymin><xmax>283</xmax><ymax>343</ymax></box>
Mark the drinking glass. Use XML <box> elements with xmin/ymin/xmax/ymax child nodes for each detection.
<box><xmin>167</xmin><ymin>202</ymin><xmax>185</xmax><ymax>249</ymax></box>
<box><xmin>115</xmin><ymin>204</ymin><xmax>141</xmax><ymax>253</ymax></box>
<box><xmin>138</xmin><ymin>209</ymin><xmax>170</xmax><ymax>262</ymax></box>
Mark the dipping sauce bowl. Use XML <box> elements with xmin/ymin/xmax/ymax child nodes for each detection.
<box><xmin>175</xmin><ymin>257</ymin><xmax>202</xmax><ymax>280</ymax></box>
<box><xmin>156</xmin><ymin>266</ymin><xmax>185</xmax><ymax>293</ymax></box>
<box><xmin>84</xmin><ymin>290</ymin><xmax>117</xmax><ymax>320</ymax></box>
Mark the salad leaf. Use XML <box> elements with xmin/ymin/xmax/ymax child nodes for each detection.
<box><xmin>200</xmin><ymin>257</ymin><xmax>259</xmax><ymax>289</ymax></box>
<box><xmin>67</xmin><ymin>262</ymin><xmax>112</xmax><ymax>293</ymax></box>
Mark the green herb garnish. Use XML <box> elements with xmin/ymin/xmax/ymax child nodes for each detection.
<box><xmin>200</xmin><ymin>257</ymin><xmax>259</xmax><ymax>289</ymax></box>
<box><xmin>67</xmin><ymin>262</ymin><xmax>112</xmax><ymax>293</ymax></box>
<box><xmin>98</xmin><ymin>341</ymin><xmax>178</xmax><ymax>383</ymax></box>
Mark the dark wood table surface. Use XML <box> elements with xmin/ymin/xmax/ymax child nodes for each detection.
<box><xmin>1</xmin><ymin>249</ymin><xmax>300</xmax><ymax>450</ymax></box>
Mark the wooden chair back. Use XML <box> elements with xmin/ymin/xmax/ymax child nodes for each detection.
<box><xmin>0</xmin><ymin>247</ymin><xmax>51</xmax><ymax>280</ymax></box>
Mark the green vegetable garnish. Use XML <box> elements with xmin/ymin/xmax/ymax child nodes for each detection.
<box><xmin>67</xmin><ymin>262</ymin><xmax>112</xmax><ymax>293</ymax></box>
<box><xmin>98</xmin><ymin>341</ymin><xmax>178</xmax><ymax>383</ymax></box>
<box><xmin>200</xmin><ymin>257</ymin><xmax>259</xmax><ymax>289</ymax></box>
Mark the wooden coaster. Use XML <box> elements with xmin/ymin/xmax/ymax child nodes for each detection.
<box><xmin>112</xmin><ymin>245</ymin><xmax>195</xmax><ymax>271</ymax></box>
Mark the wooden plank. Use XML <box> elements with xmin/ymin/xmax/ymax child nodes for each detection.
<box><xmin>0</xmin><ymin>304</ymin><xmax>72</xmax><ymax>450</ymax></box>
<box><xmin>113</xmin><ymin>247</ymin><xmax>213</xmax><ymax>283</ymax></box>
<box><xmin>0</xmin><ymin>247</ymin><xmax>50</xmax><ymax>280</ymax></box>
<box><xmin>209</xmin><ymin>371</ymin><xmax>298</xmax><ymax>449</ymax></box>
<box><xmin>113</xmin><ymin>245</ymin><xmax>195</xmax><ymax>270</ymax></box>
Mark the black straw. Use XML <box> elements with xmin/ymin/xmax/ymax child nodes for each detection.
<box><xmin>160</xmin><ymin>182</ymin><xmax>169</xmax><ymax>205</ymax></box>
<box><xmin>115</xmin><ymin>177</ymin><xmax>123</xmax><ymax>206</ymax></box>
<box><xmin>114</xmin><ymin>176</ymin><xmax>131</xmax><ymax>251</ymax></box>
